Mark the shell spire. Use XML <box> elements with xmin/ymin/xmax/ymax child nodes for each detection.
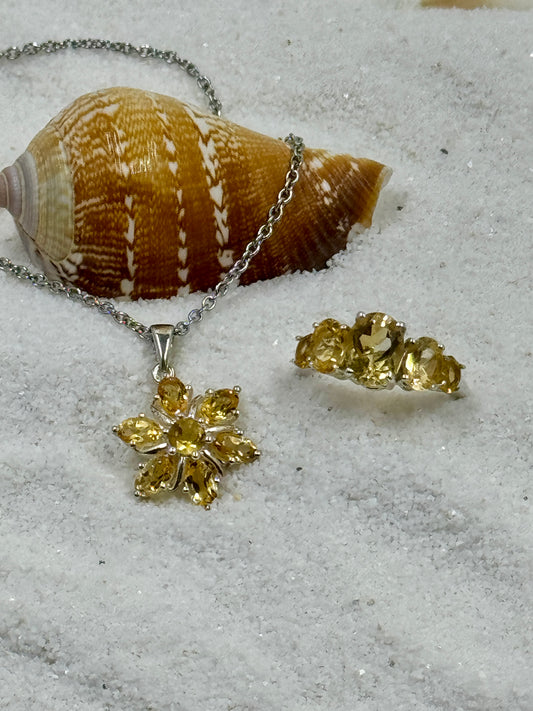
<box><xmin>0</xmin><ymin>165</ymin><xmax>22</xmax><ymax>217</ymax></box>
<box><xmin>0</xmin><ymin>87</ymin><xmax>391</xmax><ymax>299</ymax></box>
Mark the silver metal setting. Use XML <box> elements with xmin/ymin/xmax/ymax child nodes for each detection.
<box><xmin>150</xmin><ymin>324</ymin><xmax>176</xmax><ymax>382</ymax></box>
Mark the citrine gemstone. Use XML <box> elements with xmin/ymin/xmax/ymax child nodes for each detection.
<box><xmin>115</xmin><ymin>416</ymin><xmax>165</xmax><ymax>452</ymax></box>
<box><xmin>196</xmin><ymin>389</ymin><xmax>239</xmax><ymax>424</ymax></box>
<box><xmin>308</xmin><ymin>318</ymin><xmax>351</xmax><ymax>374</ymax></box>
<box><xmin>167</xmin><ymin>417</ymin><xmax>206</xmax><ymax>455</ymax></box>
<box><xmin>401</xmin><ymin>337</ymin><xmax>444</xmax><ymax>391</ymax></box>
<box><xmin>401</xmin><ymin>338</ymin><xmax>463</xmax><ymax>393</ymax></box>
<box><xmin>212</xmin><ymin>431</ymin><xmax>259</xmax><ymax>463</ymax></box>
<box><xmin>439</xmin><ymin>355</ymin><xmax>463</xmax><ymax>393</ymax></box>
<box><xmin>157</xmin><ymin>376</ymin><xmax>189</xmax><ymax>416</ymax></box>
<box><xmin>294</xmin><ymin>334</ymin><xmax>314</xmax><ymax>368</ymax></box>
<box><xmin>348</xmin><ymin>312</ymin><xmax>405</xmax><ymax>388</ymax></box>
<box><xmin>183</xmin><ymin>458</ymin><xmax>219</xmax><ymax>507</ymax></box>
<box><xmin>135</xmin><ymin>454</ymin><xmax>178</xmax><ymax>497</ymax></box>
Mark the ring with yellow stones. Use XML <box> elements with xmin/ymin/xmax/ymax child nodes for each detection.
<box><xmin>294</xmin><ymin>311</ymin><xmax>464</xmax><ymax>393</ymax></box>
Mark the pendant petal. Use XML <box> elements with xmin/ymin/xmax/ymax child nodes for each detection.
<box><xmin>114</xmin><ymin>416</ymin><xmax>166</xmax><ymax>453</ymax></box>
<box><xmin>134</xmin><ymin>453</ymin><xmax>179</xmax><ymax>497</ymax></box>
<box><xmin>211</xmin><ymin>431</ymin><xmax>260</xmax><ymax>464</ymax></box>
<box><xmin>195</xmin><ymin>388</ymin><xmax>240</xmax><ymax>425</ymax></box>
<box><xmin>156</xmin><ymin>376</ymin><xmax>189</xmax><ymax>416</ymax></box>
<box><xmin>182</xmin><ymin>457</ymin><xmax>220</xmax><ymax>508</ymax></box>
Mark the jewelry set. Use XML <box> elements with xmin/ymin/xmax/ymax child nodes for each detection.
<box><xmin>0</xmin><ymin>39</ymin><xmax>464</xmax><ymax>508</ymax></box>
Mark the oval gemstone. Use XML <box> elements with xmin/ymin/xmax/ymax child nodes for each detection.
<box><xmin>294</xmin><ymin>334</ymin><xmax>314</xmax><ymax>369</ymax></box>
<box><xmin>135</xmin><ymin>453</ymin><xmax>178</xmax><ymax>497</ymax></box>
<box><xmin>401</xmin><ymin>338</ymin><xmax>463</xmax><ymax>393</ymax></box>
<box><xmin>401</xmin><ymin>337</ymin><xmax>444</xmax><ymax>391</ymax></box>
<box><xmin>212</xmin><ymin>432</ymin><xmax>259</xmax><ymax>463</ymax></box>
<box><xmin>115</xmin><ymin>416</ymin><xmax>165</xmax><ymax>452</ymax></box>
<box><xmin>168</xmin><ymin>417</ymin><xmax>206</xmax><ymax>455</ymax></box>
<box><xmin>348</xmin><ymin>312</ymin><xmax>405</xmax><ymax>388</ymax></box>
<box><xmin>308</xmin><ymin>318</ymin><xmax>350</xmax><ymax>374</ymax></box>
<box><xmin>157</xmin><ymin>376</ymin><xmax>189</xmax><ymax>416</ymax></box>
<box><xmin>183</xmin><ymin>458</ymin><xmax>219</xmax><ymax>508</ymax></box>
<box><xmin>439</xmin><ymin>355</ymin><xmax>463</xmax><ymax>393</ymax></box>
<box><xmin>196</xmin><ymin>389</ymin><xmax>239</xmax><ymax>424</ymax></box>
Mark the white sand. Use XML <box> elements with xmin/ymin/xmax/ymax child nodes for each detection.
<box><xmin>0</xmin><ymin>2</ymin><xmax>531</xmax><ymax>710</ymax></box>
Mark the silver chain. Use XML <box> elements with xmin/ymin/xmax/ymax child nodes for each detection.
<box><xmin>0</xmin><ymin>39</ymin><xmax>223</xmax><ymax>115</ymax></box>
<box><xmin>0</xmin><ymin>39</ymin><xmax>304</xmax><ymax>341</ymax></box>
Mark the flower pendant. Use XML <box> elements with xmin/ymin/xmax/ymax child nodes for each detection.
<box><xmin>114</xmin><ymin>376</ymin><xmax>260</xmax><ymax>508</ymax></box>
<box><xmin>113</xmin><ymin>325</ymin><xmax>259</xmax><ymax>508</ymax></box>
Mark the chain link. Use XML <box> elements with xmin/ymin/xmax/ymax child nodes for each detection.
<box><xmin>0</xmin><ymin>38</ymin><xmax>222</xmax><ymax>115</ymax></box>
<box><xmin>0</xmin><ymin>39</ymin><xmax>304</xmax><ymax>341</ymax></box>
<box><xmin>171</xmin><ymin>133</ymin><xmax>304</xmax><ymax>337</ymax></box>
<box><xmin>0</xmin><ymin>256</ymin><xmax>150</xmax><ymax>337</ymax></box>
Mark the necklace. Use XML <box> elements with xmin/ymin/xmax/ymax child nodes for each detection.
<box><xmin>0</xmin><ymin>39</ymin><xmax>304</xmax><ymax>508</ymax></box>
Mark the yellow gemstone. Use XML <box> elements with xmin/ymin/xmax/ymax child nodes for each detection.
<box><xmin>157</xmin><ymin>376</ymin><xmax>189</xmax><ymax>416</ymax></box>
<box><xmin>212</xmin><ymin>431</ymin><xmax>259</xmax><ymax>464</ymax></box>
<box><xmin>134</xmin><ymin>454</ymin><xmax>178</xmax><ymax>497</ymax></box>
<box><xmin>167</xmin><ymin>417</ymin><xmax>206</xmax><ymax>455</ymax></box>
<box><xmin>196</xmin><ymin>389</ymin><xmax>239</xmax><ymax>424</ymax></box>
<box><xmin>401</xmin><ymin>338</ymin><xmax>463</xmax><ymax>393</ymax></box>
<box><xmin>115</xmin><ymin>416</ymin><xmax>165</xmax><ymax>452</ymax></box>
<box><xmin>348</xmin><ymin>312</ymin><xmax>405</xmax><ymax>388</ymax></box>
<box><xmin>439</xmin><ymin>355</ymin><xmax>463</xmax><ymax>393</ymax></box>
<box><xmin>294</xmin><ymin>334</ymin><xmax>314</xmax><ymax>369</ymax></box>
<box><xmin>308</xmin><ymin>318</ymin><xmax>350</xmax><ymax>374</ymax></box>
<box><xmin>183</xmin><ymin>458</ymin><xmax>219</xmax><ymax>507</ymax></box>
<box><xmin>401</xmin><ymin>337</ymin><xmax>444</xmax><ymax>391</ymax></box>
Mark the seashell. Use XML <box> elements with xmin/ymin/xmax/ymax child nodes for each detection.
<box><xmin>0</xmin><ymin>87</ymin><xmax>391</xmax><ymax>300</ymax></box>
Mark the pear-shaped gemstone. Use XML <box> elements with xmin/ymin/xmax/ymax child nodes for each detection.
<box><xmin>134</xmin><ymin>454</ymin><xmax>178</xmax><ymax>497</ymax></box>
<box><xmin>183</xmin><ymin>458</ymin><xmax>219</xmax><ymax>507</ymax></box>
<box><xmin>115</xmin><ymin>416</ymin><xmax>165</xmax><ymax>452</ymax></box>
<box><xmin>212</xmin><ymin>432</ymin><xmax>259</xmax><ymax>463</ymax></box>
<box><xmin>157</xmin><ymin>376</ymin><xmax>189</xmax><ymax>416</ymax></box>
<box><xmin>196</xmin><ymin>389</ymin><xmax>239</xmax><ymax>424</ymax></box>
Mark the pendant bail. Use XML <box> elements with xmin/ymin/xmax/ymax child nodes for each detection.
<box><xmin>150</xmin><ymin>324</ymin><xmax>176</xmax><ymax>382</ymax></box>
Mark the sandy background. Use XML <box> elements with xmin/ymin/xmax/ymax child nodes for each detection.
<box><xmin>0</xmin><ymin>2</ymin><xmax>531</xmax><ymax>710</ymax></box>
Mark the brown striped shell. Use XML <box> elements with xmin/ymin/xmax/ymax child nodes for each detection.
<box><xmin>0</xmin><ymin>87</ymin><xmax>391</xmax><ymax>299</ymax></box>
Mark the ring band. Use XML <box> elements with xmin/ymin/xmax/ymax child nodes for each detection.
<box><xmin>295</xmin><ymin>311</ymin><xmax>464</xmax><ymax>393</ymax></box>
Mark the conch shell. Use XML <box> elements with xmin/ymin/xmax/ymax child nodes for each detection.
<box><xmin>0</xmin><ymin>87</ymin><xmax>391</xmax><ymax>299</ymax></box>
